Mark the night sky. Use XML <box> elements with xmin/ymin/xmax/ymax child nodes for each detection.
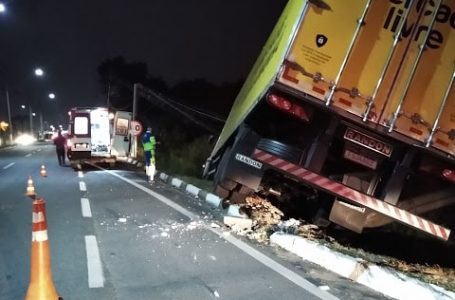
<box><xmin>0</xmin><ymin>0</ymin><xmax>287</xmax><ymax>125</ymax></box>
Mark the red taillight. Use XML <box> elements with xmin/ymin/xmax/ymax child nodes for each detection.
<box><xmin>442</xmin><ymin>169</ymin><xmax>455</xmax><ymax>183</ymax></box>
<box><xmin>290</xmin><ymin>105</ymin><xmax>310</xmax><ymax>122</ymax></box>
<box><xmin>269</xmin><ymin>94</ymin><xmax>291</xmax><ymax>110</ymax></box>
<box><xmin>267</xmin><ymin>94</ymin><xmax>310</xmax><ymax>122</ymax></box>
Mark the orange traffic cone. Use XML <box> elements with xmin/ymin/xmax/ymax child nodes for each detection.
<box><xmin>25</xmin><ymin>197</ymin><xmax>61</xmax><ymax>300</ymax></box>
<box><xmin>25</xmin><ymin>176</ymin><xmax>36</xmax><ymax>198</ymax></box>
<box><xmin>40</xmin><ymin>165</ymin><xmax>47</xmax><ymax>177</ymax></box>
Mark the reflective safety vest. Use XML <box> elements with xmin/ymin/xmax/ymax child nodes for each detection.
<box><xmin>142</xmin><ymin>132</ymin><xmax>156</xmax><ymax>153</ymax></box>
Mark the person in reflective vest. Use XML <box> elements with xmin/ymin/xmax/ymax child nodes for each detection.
<box><xmin>142</xmin><ymin>127</ymin><xmax>156</xmax><ymax>182</ymax></box>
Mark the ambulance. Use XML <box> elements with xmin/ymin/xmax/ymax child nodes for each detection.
<box><xmin>67</xmin><ymin>107</ymin><xmax>132</xmax><ymax>168</ymax></box>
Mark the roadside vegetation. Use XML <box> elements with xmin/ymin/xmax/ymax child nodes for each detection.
<box><xmin>137</xmin><ymin>123</ymin><xmax>215</xmax><ymax>190</ymax></box>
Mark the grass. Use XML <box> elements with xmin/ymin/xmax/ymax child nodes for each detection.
<box><xmin>137</xmin><ymin>133</ymin><xmax>215</xmax><ymax>193</ymax></box>
<box><xmin>177</xmin><ymin>176</ymin><xmax>214</xmax><ymax>192</ymax></box>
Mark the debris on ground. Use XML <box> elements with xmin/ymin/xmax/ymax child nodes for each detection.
<box><xmin>223</xmin><ymin>216</ymin><xmax>253</xmax><ymax>231</ymax></box>
<box><xmin>231</xmin><ymin>195</ymin><xmax>455</xmax><ymax>292</ymax></box>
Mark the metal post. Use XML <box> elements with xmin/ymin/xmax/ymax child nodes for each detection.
<box><xmin>131</xmin><ymin>83</ymin><xmax>139</xmax><ymax>158</ymax></box>
<box><xmin>107</xmin><ymin>80</ymin><xmax>111</xmax><ymax>109</ymax></box>
<box><xmin>39</xmin><ymin>112</ymin><xmax>43</xmax><ymax>134</ymax></box>
<box><xmin>133</xmin><ymin>83</ymin><xmax>138</xmax><ymax>121</ymax></box>
<box><xmin>5</xmin><ymin>87</ymin><xmax>13</xmax><ymax>144</ymax></box>
<box><xmin>29</xmin><ymin>106</ymin><xmax>33</xmax><ymax>136</ymax></box>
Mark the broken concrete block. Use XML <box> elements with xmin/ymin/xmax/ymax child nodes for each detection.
<box><xmin>223</xmin><ymin>216</ymin><xmax>253</xmax><ymax>231</ymax></box>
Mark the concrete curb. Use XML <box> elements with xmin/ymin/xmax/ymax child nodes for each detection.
<box><xmin>155</xmin><ymin>171</ymin><xmax>247</xmax><ymax>219</ymax></box>
<box><xmin>270</xmin><ymin>233</ymin><xmax>455</xmax><ymax>300</ymax></box>
<box><xmin>156</xmin><ymin>171</ymin><xmax>222</xmax><ymax>207</ymax></box>
<box><xmin>113</xmin><ymin>163</ymin><xmax>227</xmax><ymax>211</ymax></box>
<box><xmin>128</xmin><ymin>167</ymin><xmax>455</xmax><ymax>299</ymax></box>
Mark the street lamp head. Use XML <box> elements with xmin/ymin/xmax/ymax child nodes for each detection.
<box><xmin>48</xmin><ymin>93</ymin><xmax>56</xmax><ymax>99</ymax></box>
<box><xmin>32</xmin><ymin>113</ymin><xmax>36</xmax><ymax>117</ymax></box>
<box><xmin>0</xmin><ymin>3</ymin><xmax>6</xmax><ymax>13</ymax></box>
<box><xmin>34</xmin><ymin>68</ymin><xmax>44</xmax><ymax>77</ymax></box>
<box><xmin>21</xmin><ymin>105</ymin><xmax>26</xmax><ymax>109</ymax></box>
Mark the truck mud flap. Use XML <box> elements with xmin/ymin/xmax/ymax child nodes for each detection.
<box><xmin>257</xmin><ymin>139</ymin><xmax>303</xmax><ymax>165</ymax></box>
<box><xmin>252</xmin><ymin>148</ymin><xmax>451</xmax><ymax>241</ymax></box>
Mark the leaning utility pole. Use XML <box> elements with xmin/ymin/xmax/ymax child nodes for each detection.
<box><xmin>5</xmin><ymin>87</ymin><xmax>13</xmax><ymax>144</ymax></box>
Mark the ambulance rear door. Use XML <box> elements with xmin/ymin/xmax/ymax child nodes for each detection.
<box><xmin>68</xmin><ymin>108</ymin><xmax>91</xmax><ymax>160</ymax></box>
<box><xmin>111</xmin><ymin>111</ymin><xmax>132</xmax><ymax>157</ymax></box>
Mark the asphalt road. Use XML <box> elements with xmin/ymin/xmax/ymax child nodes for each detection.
<box><xmin>0</xmin><ymin>143</ymin><xmax>391</xmax><ymax>300</ymax></box>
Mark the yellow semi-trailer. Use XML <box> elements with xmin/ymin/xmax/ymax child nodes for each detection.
<box><xmin>204</xmin><ymin>0</ymin><xmax>455</xmax><ymax>241</ymax></box>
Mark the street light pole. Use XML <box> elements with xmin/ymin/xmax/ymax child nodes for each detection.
<box><xmin>39</xmin><ymin>113</ymin><xmax>43</xmax><ymax>133</ymax></box>
<box><xmin>131</xmin><ymin>83</ymin><xmax>140</xmax><ymax>158</ymax></box>
<box><xmin>29</xmin><ymin>106</ymin><xmax>33</xmax><ymax>135</ymax></box>
<box><xmin>5</xmin><ymin>87</ymin><xmax>13</xmax><ymax>144</ymax></box>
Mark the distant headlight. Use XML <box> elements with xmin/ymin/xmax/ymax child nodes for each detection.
<box><xmin>16</xmin><ymin>134</ymin><xmax>36</xmax><ymax>146</ymax></box>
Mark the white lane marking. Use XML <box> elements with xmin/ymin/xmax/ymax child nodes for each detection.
<box><xmin>2</xmin><ymin>162</ymin><xmax>15</xmax><ymax>170</ymax></box>
<box><xmin>37</xmin><ymin>149</ymin><xmax>42</xmax><ymax>152</ymax></box>
<box><xmin>78</xmin><ymin>171</ymin><xmax>84</xmax><ymax>178</ymax></box>
<box><xmin>25</xmin><ymin>153</ymin><xmax>32</xmax><ymax>157</ymax></box>
<box><xmin>81</xmin><ymin>198</ymin><xmax>92</xmax><ymax>218</ymax></box>
<box><xmin>85</xmin><ymin>235</ymin><xmax>104</xmax><ymax>288</ymax></box>
<box><xmin>89</xmin><ymin>164</ymin><xmax>338</xmax><ymax>300</ymax></box>
<box><xmin>207</xmin><ymin>227</ymin><xmax>338</xmax><ymax>300</ymax></box>
<box><xmin>79</xmin><ymin>181</ymin><xmax>87</xmax><ymax>192</ymax></box>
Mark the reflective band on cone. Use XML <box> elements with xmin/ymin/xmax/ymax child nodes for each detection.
<box><xmin>40</xmin><ymin>165</ymin><xmax>47</xmax><ymax>177</ymax></box>
<box><xmin>25</xmin><ymin>176</ymin><xmax>36</xmax><ymax>198</ymax></box>
<box><xmin>32</xmin><ymin>230</ymin><xmax>48</xmax><ymax>242</ymax></box>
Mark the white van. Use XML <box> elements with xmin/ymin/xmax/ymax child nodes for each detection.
<box><xmin>67</xmin><ymin>107</ymin><xmax>132</xmax><ymax>168</ymax></box>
